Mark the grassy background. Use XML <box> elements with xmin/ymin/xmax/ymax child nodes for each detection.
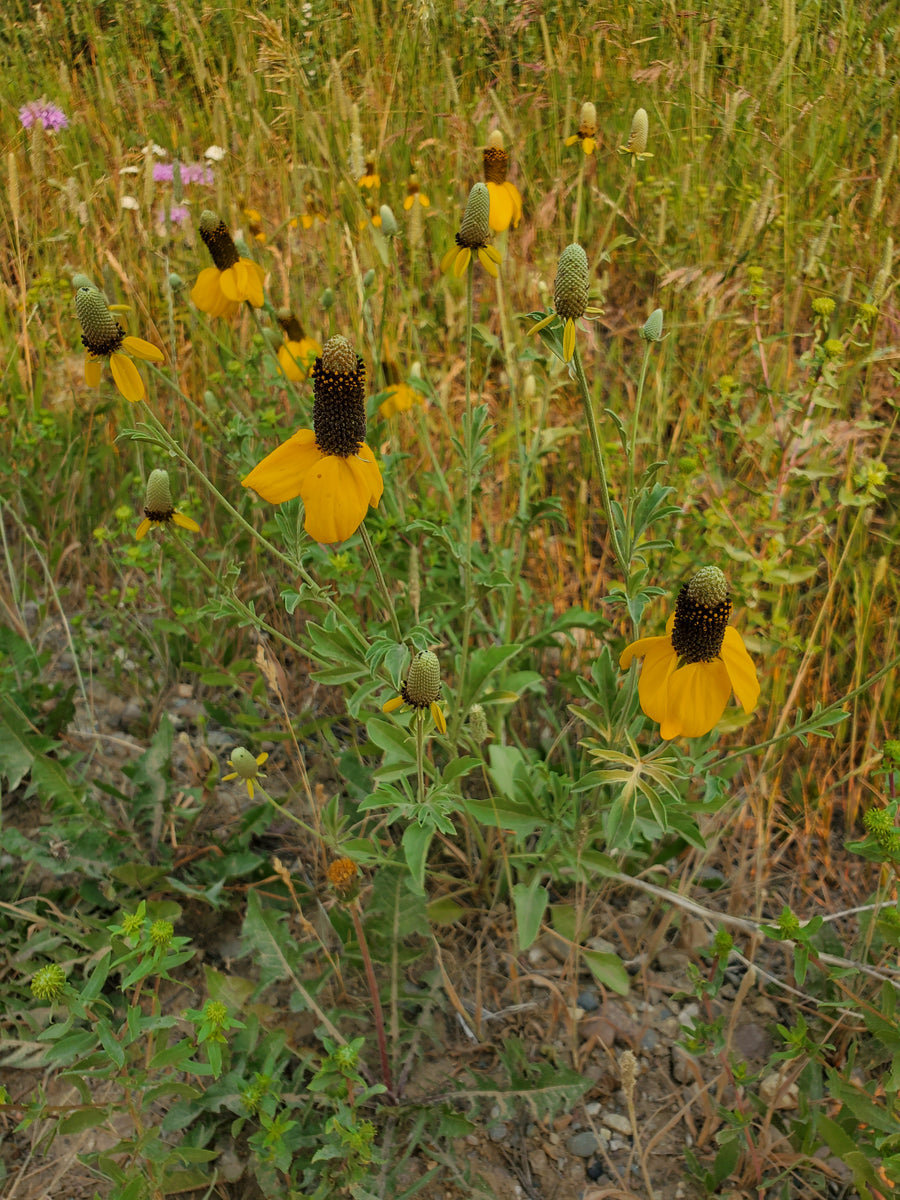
<box><xmin>1</xmin><ymin>0</ymin><xmax>899</xmax><ymax>1195</ymax></box>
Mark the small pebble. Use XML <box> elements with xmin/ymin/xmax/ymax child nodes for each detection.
<box><xmin>602</xmin><ymin>1112</ymin><xmax>633</xmax><ymax>1137</ymax></box>
<box><xmin>577</xmin><ymin>989</ymin><xmax>599</xmax><ymax>1011</ymax></box>
<box><xmin>567</xmin><ymin>1131</ymin><xmax>600</xmax><ymax>1157</ymax></box>
<box><xmin>487</xmin><ymin>1122</ymin><xmax>508</xmax><ymax>1142</ymax></box>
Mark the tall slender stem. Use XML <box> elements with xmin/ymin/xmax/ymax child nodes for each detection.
<box><xmin>415</xmin><ymin>713</ymin><xmax>426</xmax><ymax>806</ymax></box>
<box><xmin>451</xmin><ymin>260</ymin><xmax>476</xmax><ymax>742</ymax></box>
<box><xmin>571</xmin><ymin>347</ymin><xmax>628</xmax><ymax>582</ymax></box>
<box><xmin>627</xmin><ymin>342</ymin><xmax>653</xmax><ymax>505</ymax></box>
<box><xmin>359</xmin><ymin>523</ymin><xmax>402</xmax><ymax>642</ymax></box>
<box><xmin>350</xmin><ymin>903</ymin><xmax>394</xmax><ymax>1095</ymax></box>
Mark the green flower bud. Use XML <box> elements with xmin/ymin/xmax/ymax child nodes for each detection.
<box><xmin>150</xmin><ymin>919</ymin><xmax>174</xmax><ymax>948</ymax></box>
<box><xmin>204</xmin><ymin>1000</ymin><xmax>229</xmax><ymax>1027</ymax></box>
<box><xmin>144</xmin><ymin>469</ymin><xmax>174</xmax><ymax>514</ymax></box>
<box><xmin>320</xmin><ymin>287</ymin><xmax>336</xmax><ymax>309</ymax></box>
<box><xmin>468</xmin><ymin>703</ymin><xmax>489</xmax><ymax>743</ymax></box>
<box><xmin>554</xmin><ymin>243</ymin><xmax>589</xmax><ymax>322</ymax></box>
<box><xmin>640</xmin><ymin>308</ymin><xmax>664</xmax><ymax>341</ymax></box>
<box><xmin>823</xmin><ymin>338</ymin><xmax>844</xmax><ymax>359</ymax></box>
<box><xmin>31</xmin><ymin>963</ymin><xmax>66</xmax><ymax>1001</ymax></box>
<box><xmin>229</xmin><ymin>747</ymin><xmax>261</xmax><ymax>779</ymax></box>
<box><xmin>458</xmin><ymin>182</ymin><xmax>491</xmax><ymax>248</ymax></box>
<box><xmin>71</xmin><ymin>272</ymin><xmax>95</xmax><ymax>291</ymax></box>
<box><xmin>812</xmin><ymin>297</ymin><xmax>835</xmax><ymax>317</ymax></box>
<box><xmin>168</xmin><ymin>272</ymin><xmax>184</xmax><ymax>291</ymax></box>
<box><xmin>75</xmin><ymin>286</ymin><xmax>120</xmax><ymax>346</ymax></box>
<box><xmin>379</xmin><ymin>204</ymin><xmax>399</xmax><ymax>237</ymax></box>
<box><xmin>404</xmin><ymin>650</ymin><xmax>441</xmax><ymax>707</ymax></box>
<box><xmin>625</xmin><ymin>107</ymin><xmax>649</xmax><ymax>154</ymax></box>
<box><xmin>687</xmin><ymin>566</ymin><xmax>728</xmax><ymax>607</ymax></box>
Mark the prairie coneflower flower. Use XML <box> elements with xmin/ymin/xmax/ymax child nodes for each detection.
<box><xmin>403</xmin><ymin>173</ymin><xmax>429</xmax><ymax>210</ymax></box>
<box><xmin>619</xmin><ymin>567</ymin><xmax>760</xmax><ymax>740</ymax></box>
<box><xmin>382</xmin><ymin>650</ymin><xmax>447</xmax><ymax>733</ymax></box>
<box><xmin>242</xmin><ymin>336</ymin><xmax>384</xmax><ymax>545</ymax></box>
<box><xmin>76</xmin><ymin>286</ymin><xmax>164</xmax><ymax>403</ymax></box>
<box><xmin>483</xmin><ymin>130</ymin><xmax>522</xmax><ymax>233</ymax></box>
<box><xmin>222</xmin><ymin>747</ymin><xmax>268</xmax><ymax>799</ymax></box>
<box><xmin>440</xmin><ymin>182</ymin><xmax>502</xmax><ymax>278</ymax></box>
<box><xmin>191</xmin><ymin>210</ymin><xmax>265</xmax><ymax>318</ymax></box>
<box><xmin>276</xmin><ymin>311</ymin><xmax>321</xmax><ymax>381</ymax></box>
<box><xmin>359</xmin><ymin>156</ymin><xmax>380</xmax><ymax>189</ymax></box>
<box><xmin>565</xmin><ymin>101</ymin><xmax>598</xmax><ymax>155</ymax></box>
<box><xmin>378</xmin><ymin>349</ymin><xmax>424</xmax><ymax>418</ymax></box>
<box><xmin>618</xmin><ymin>108</ymin><xmax>653</xmax><ymax>159</ymax></box>
<box><xmin>529</xmin><ymin>243</ymin><xmax>603</xmax><ymax>362</ymax></box>
<box><xmin>327</xmin><ymin>857</ymin><xmax>360</xmax><ymax>902</ymax></box>
<box><xmin>135</xmin><ymin>469</ymin><xmax>200</xmax><ymax>540</ymax></box>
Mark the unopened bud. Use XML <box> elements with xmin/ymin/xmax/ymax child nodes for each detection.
<box><xmin>379</xmin><ymin>204</ymin><xmax>399</xmax><ymax>237</ymax></box>
<box><xmin>458</xmin><ymin>182</ymin><xmax>491</xmax><ymax>247</ymax></box>
<box><xmin>687</xmin><ymin>566</ymin><xmax>728</xmax><ymax>607</ymax></box>
<box><xmin>468</xmin><ymin>704</ymin><xmax>489</xmax><ymax>744</ymax></box>
<box><xmin>75</xmin><ymin>286</ymin><xmax>119</xmax><ymax>344</ymax></box>
<box><xmin>554</xmin><ymin>243</ymin><xmax>589</xmax><ymax>321</ymax></box>
<box><xmin>640</xmin><ymin>308</ymin><xmax>663</xmax><ymax>341</ymax></box>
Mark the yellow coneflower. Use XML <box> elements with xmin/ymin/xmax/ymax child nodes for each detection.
<box><xmin>222</xmin><ymin>747</ymin><xmax>268</xmax><ymax>799</ymax></box>
<box><xmin>243</xmin><ymin>206</ymin><xmax>266</xmax><ymax>244</ymax></box>
<box><xmin>483</xmin><ymin>130</ymin><xmax>522</xmax><ymax>233</ymax></box>
<box><xmin>378</xmin><ymin>348</ymin><xmax>424</xmax><ymax>418</ymax></box>
<box><xmin>529</xmin><ymin>243</ymin><xmax>603</xmax><ymax>362</ymax></box>
<box><xmin>276</xmin><ymin>310</ymin><xmax>321</xmax><ymax>381</ymax></box>
<box><xmin>242</xmin><ymin>336</ymin><xmax>383</xmax><ymax>545</ymax></box>
<box><xmin>135</xmin><ymin>469</ymin><xmax>200</xmax><ymax>540</ymax></box>
<box><xmin>76</xmin><ymin>286</ymin><xmax>164</xmax><ymax>404</ymax></box>
<box><xmin>403</xmin><ymin>173</ymin><xmax>429</xmax><ymax>210</ymax></box>
<box><xmin>191</xmin><ymin>210</ymin><xmax>266</xmax><ymax>318</ymax></box>
<box><xmin>382</xmin><ymin>650</ymin><xmax>446</xmax><ymax>733</ymax></box>
<box><xmin>440</xmin><ymin>182</ymin><xmax>502</xmax><ymax>278</ymax></box>
<box><xmin>359</xmin><ymin>155</ymin><xmax>380</xmax><ymax>189</ymax></box>
<box><xmin>618</xmin><ymin>108</ymin><xmax>653</xmax><ymax>159</ymax></box>
<box><xmin>565</xmin><ymin>101</ymin><xmax>598</xmax><ymax>155</ymax></box>
<box><xmin>619</xmin><ymin>567</ymin><xmax>760</xmax><ymax>740</ymax></box>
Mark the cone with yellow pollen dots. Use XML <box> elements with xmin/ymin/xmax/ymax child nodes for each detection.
<box><xmin>242</xmin><ymin>336</ymin><xmax>383</xmax><ymax>546</ymax></box>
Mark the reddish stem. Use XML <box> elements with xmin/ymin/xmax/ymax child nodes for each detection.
<box><xmin>350</xmin><ymin>902</ymin><xmax>394</xmax><ymax>1096</ymax></box>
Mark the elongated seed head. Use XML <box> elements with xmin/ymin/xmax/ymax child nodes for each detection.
<box><xmin>687</xmin><ymin>566</ymin><xmax>728</xmax><ymax>607</ymax></box>
<box><xmin>626</xmin><ymin>108</ymin><xmax>649</xmax><ymax>154</ymax></box>
<box><xmin>458</xmin><ymin>182</ymin><xmax>491</xmax><ymax>247</ymax></box>
<box><xmin>554</xmin><ymin>243</ymin><xmax>589</xmax><ymax>321</ymax></box>
<box><xmin>76</xmin><ymin>286</ymin><xmax>121</xmax><ymax>347</ymax></box>
<box><xmin>404</xmin><ymin>650</ymin><xmax>441</xmax><ymax>707</ymax></box>
<box><xmin>640</xmin><ymin>308</ymin><xmax>664</xmax><ymax>341</ymax></box>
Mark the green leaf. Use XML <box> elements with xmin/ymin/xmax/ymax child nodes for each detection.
<box><xmin>58</xmin><ymin>1106</ymin><xmax>110</xmax><ymax>1135</ymax></box>
<box><xmin>583</xmin><ymin>950</ymin><xmax>630</xmax><ymax>996</ymax></box>
<box><xmin>512</xmin><ymin>879</ymin><xmax>548</xmax><ymax>951</ymax></box>
<box><xmin>402</xmin><ymin>823</ymin><xmax>433</xmax><ymax>895</ymax></box>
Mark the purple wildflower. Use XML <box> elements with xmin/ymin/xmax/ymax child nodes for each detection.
<box><xmin>152</xmin><ymin>161</ymin><xmax>213</xmax><ymax>186</ymax></box>
<box><xmin>158</xmin><ymin>204</ymin><xmax>190</xmax><ymax>226</ymax></box>
<box><xmin>19</xmin><ymin>100</ymin><xmax>68</xmax><ymax>131</ymax></box>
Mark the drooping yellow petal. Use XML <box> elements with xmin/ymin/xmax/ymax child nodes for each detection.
<box><xmin>453</xmin><ymin>247</ymin><xmax>472</xmax><ymax>277</ymax></box>
<box><xmin>121</xmin><ymin>336</ymin><xmax>164</xmax><ymax>363</ymax></box>
<box><xmin>619</xmin><ymin>633</ymin><xmax>670</xmax><ymax>670</ymax></box>
<box><xmin>109</xmin><ymin>352</ymin><xmax>145</xmax><ymax>403</ymax></box>
<box><xmin>431</xmin><ymin>702</ymin><xmax>447</xmax><ymax>734</ymax></box>
<box><xmin>477</xmin><ymin>247</ymin><xmax>499</xmax><ymax>278</ymax></box>
<box><xmin>661</xmin><ymin>660</ymin><xmax>732</xmax><ymax>740</ymax></box>
<box><xmin>242</xmin><ymin>427</ymin><xmax>322</xmax><ymax>504</ymax></box>
<box><xmin>505</xmin><ymin>182</ymin><xmax>522</xmax><ymax>228</ymax></box>
<box><xmin>583</xmin><ymin>137</ymin><xmax>596</xmax><ymax>155</ymax></box>
<box><xmin>191</xmin><ymin>267</ymin><xmax>225</xmax><ymax>314</ymax></box>
<box><xmin>240</xmin><ymin>258</ymin><xmax>266</xmax><ymax>306</ymax></box>
<box><xmin>487</xmin><ymin>181</ymin><xmax>514</xmax><ymax>233</ymax></box>
<box><xmin>418</xmin><ymin>192</ymin><xmax>430</xmax><ymax>207</ymax></box>
<box><xmin>529</xmin><ymin>313</ymin><xmax>556</xmax><ymax>336</ymax></box>
<box><xmin>636</xmin><ymin>640</ymin><xmax>678</xmax><ymax>727</ymax></box>
<box><xmin>720</xmin><ymin>627</ymin><xmax>761</xmax><ymax>714</ymax></box>
<box><xmin>173</xmin><ymin>512</ymin><xmax>201</xmax><ymax>533</ymax></box>
<box><xmin>135</xmin><ymin>517</ymin><xmax>152</xmax><ymax>540</ymax></box>
<box><xmin>403</xmin><ymin>195</ymin><xmax>414</xmax><ymax>211</ymax></box>
<box><xmin>440</xmin><ymin>245</ymin><xmax>459</xmax><ymax>274</ymax></box>
<box><xmin>382</xmin><ymin>696</ymin><xmax>405</xmax><ymax>713</ymax></box>
<box><xmin>84</xmin><ymin>354</ymin><xmax>102</xmax><ymax>388</ymax></box>
<box><xmin>277</xmin><ymin>338</ymin><xmax>319</xmax><ymax>382</ymax></box>
<box><xmin>346</xmin><ymin>444</ymin><xmax>384</xmax><ymax>507</ymax></box>
<box><xmin>565</xmin><ymin>134</ymin><xmax>579</xmax><ymax>146</ymax></box>
<box><xmin>299</xmin><ymin>453</ymin><xmax>372</xmax><ymax>544</ymax></box>
<box><xmin>562</xmin><ymin>318</ymin><xmax>576</xmax><ymax>362</ymax></box>
<box><xmin>219</xmin><ymin>263</ymin><xmax>244</xmax><ymax>303</ymax></box>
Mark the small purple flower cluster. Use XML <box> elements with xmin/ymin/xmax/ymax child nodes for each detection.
<box><xmin>158</xmin><ymin>204</ymin><xmax>191</xmax><ymax>226</ymax></box>
<box><xmin>19</xmin><ymin>100</ymin><xmax>68</xmax><ymax>131</ymax></box>
<box><xmin>152</xmin><ymin>162</ymin><xmax>214</xmax><ymax>185</ymax></box>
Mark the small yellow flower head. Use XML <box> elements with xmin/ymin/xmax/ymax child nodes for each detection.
<box><xmin>403</xmin><ymin>173</ymin><xmax>429</xmax><ymax>210</ymax></box>
<box><xmin>359</xmin><ymin>155</ymin><xmax>380</xmax><ymax>189</ymax></box>
<box><xmin>823</xmin><ymin>338</ymin><xmax>844</xmax><ymax>359</ymax></box>
<box><xmin>458</xmin><ymin>181</ymin><xmax>491</xmax><ymax>247</ymax></box>
<box><xmin>149</xmin><ymin>919</ymin><xmax>174</xmax><ymax>949</ymax></box>
<box><xmin>76</xmin><ymin>285</ymin><xmax>164</xmax><ymax>402</ymax></box>
<box><xmin>382</xmin><ymin>650</ymin><xmax>446</xmax><ymax>733</ymax></box>
<box><xmin>566</xmin><ymin>101</ymin><xmax>598</xmax><ymax>154</ymax></box>
<box><xmin>327</xmin><ymin>856</ymin><xmax>360</xmax><ymax>902</ymax></box>
<box><xmin>222</xmin><ymin>747</ymin><xmax>269</xmax><ymax>798</ymax></box>
<box><xmin>640</xmin><ymin>308</ymin><xmax>664</xmax><ymax>342</ymax></box>
<box><xmin>31</xmin><ymin>963</ymin><xmax>66</xmax><ymax>1001</ymax></box>
<box><xmin>135</xmin><ymin>469</ymin><xmax>200</xmax><ymax>541</ymax></box>
<box><xmin>379</xmin><ymin>204</ymin><xmax>399</xmax><ymax>237</ymax></box>
<box><xmin>812</xmin><ymin>296</ymin><xmax>835</xmax><ymax>318</ymax></box>
<box><xmin>199</xmin><ymin>210</ymin><xmax>240</xmax><ymax>271</ymax></box>
<box><xmin>746</xmin><ymin>266</ymin><xmax>764</xmax><ymax>284</ymax></box>
<box><xmin>858</xmin><ymin>302</ymin><xmax>879</xmax><ymax>323</ymax></box>
<box><xmin>621</xmin><ymin>107</ymin><xmax>649</xmax><ymax>156</ymax></box>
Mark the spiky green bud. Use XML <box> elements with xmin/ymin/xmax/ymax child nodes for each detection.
<box><xmin>625</xmin><ymin>108</ymin><xmax>649</xmax><ymax>154</ymax></box>
<box><xmin>468</xmin><ymin>703</ymin><xmax>489</xmax><ymax>743</ymax></box>
<box><xmin>687</xmin><ymin>566</ymin><xmax>728</xmax><ymax>607</ymax></box>
<box><xmin>554</xmin><ymin>243</ymin><xmax>589</xmax><ymax>321</ymax></box>
<box><xmin>823</xmin><ymin>338</ymin><xmax>844</xmax><ymax>359</ymax></box>
<box><xmin>404</xmin><ymin>651</ymin><xmax>441</xmax><ymax>707</ymax></box>
<box><xmin>458</xmin><ymin>182</ymin><xmax>491</xmax><ymax>248</ymax></box>
<box><xmin>640</xmin><ymin>308</ymin><xmax>664</xmax><ymax>341</ymax></box>
<box><xmin>150</xmin><ymin>919</ymin><xmax>174</xmax><ymax>948</ymax></box>
<box><xmin>71</xmin><ymin>272</ymin><xmax>95</xmax><ymax>290</ymax></box>
<box><xmin>204</xmin><ymin>1000</ymin><xmax>229</xmax><ymax>1027</ymax></box>
<box><xmin>30</xmin><ymin>963</ymin><xmax>66</xmax><ymax>1001</ymax></box>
